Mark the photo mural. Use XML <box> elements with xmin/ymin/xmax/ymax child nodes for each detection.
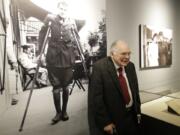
<box><xmin>0</xmin><ymin>0</ymin><xmax>107</xmax><ymax>133</ymax></box>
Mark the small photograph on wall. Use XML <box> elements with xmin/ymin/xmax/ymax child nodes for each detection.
<box><xmin>140</xmin><ymin>24</ymin><xmax>173</xmax><ymax>69</ymax></box>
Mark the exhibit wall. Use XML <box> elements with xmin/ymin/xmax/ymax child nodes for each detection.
<box><xmin>106</xmin><ymin>0</ymin><xmax>180</xmax><ymax>92</ymax></box>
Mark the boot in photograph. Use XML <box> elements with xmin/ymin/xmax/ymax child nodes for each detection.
<box><xmin>51</xmin><ymin>113</ymin><xmax>61</xmax><ymax>124</ymax></box>
<box><xmin>61</xmin><ymin>112</ymin><xmax>69</xmax><ymax>121</ymax></box>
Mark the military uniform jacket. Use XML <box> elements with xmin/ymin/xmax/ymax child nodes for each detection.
<box><xmin>39</xmin><ymin>14</ymin><xmax>77</xmax><ymax>68</ymax></box>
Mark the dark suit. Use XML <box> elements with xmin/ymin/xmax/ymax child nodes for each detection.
<box><xmin>88</xmin><ymin>57</ymin><xmax>141</xmax><ymax>135</ymax></box>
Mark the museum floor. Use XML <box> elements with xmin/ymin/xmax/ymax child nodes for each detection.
<box><xmin>0</xmin><ymin>84</ymin><xmax>89</xmax><ymax>135</ymax></box>
<box><xmin>0</xmin><ymin>83</ymin><xmax>179</xmax><ymax>135</ymax></box>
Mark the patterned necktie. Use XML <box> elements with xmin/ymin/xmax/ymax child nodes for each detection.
<box><xmin>118</xmin><ymin>67</ymin><xmax>130</xmax><ymax>105</ymax></box>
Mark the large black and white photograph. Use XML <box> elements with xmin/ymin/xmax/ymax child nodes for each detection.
<box><xmin>0</xmin><ymin>0</ymin><xmax>106</xmax><ymax>134</ymax></box>
<box><xmin>140</xmin><ymin>24</ymin><xmax>173</xmax><ymax>69</ymax></box>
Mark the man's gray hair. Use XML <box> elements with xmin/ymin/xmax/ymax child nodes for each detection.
<box><xmin>110</xmin><ymin>40</ymin><xmax>118</xmax><ymax>54</ymax></box>
<box><xmin>110</xmin><ymin>40</ymin><xmax>127</xmax><ymax>54</ymax></box>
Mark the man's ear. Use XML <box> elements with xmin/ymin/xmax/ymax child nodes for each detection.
<box><xmin>110</xmin><ymin>51</ymin><xmax>113</xmax><ymax>56</ymax></box>
<box><xmin>111</xmin><ymin>51</ymin><xmax>117</xmax><ymax>56</ymax></box>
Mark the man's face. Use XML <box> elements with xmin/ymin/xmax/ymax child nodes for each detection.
<box><xmin>111</xmin><ymin>42</ymin><xmax>131</xmax><ymax>67</ymax></box>
<box><xmin>24</xmin><ymin>47</ymin><xmax>31</xmax><ymax>54</ymax></box>
<box><xmin>57</xmin><ymin>4</ymin><xmax>68</xmax><ymax>18</ymax></box>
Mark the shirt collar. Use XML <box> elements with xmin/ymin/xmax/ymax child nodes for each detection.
<box><xmin>111</xmin><ymin>56</ymin><xmax>125</xmax><ymax>72</ymax></box>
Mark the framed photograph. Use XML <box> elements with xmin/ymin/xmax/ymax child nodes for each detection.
<box><xmin>140</xmin><ymin>24</ymin><xmax>173</xmax><ymax>69</ymax></box>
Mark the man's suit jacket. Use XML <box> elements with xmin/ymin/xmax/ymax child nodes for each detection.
<box><xmin>88</xmin><ymin>57</ymin><xmax>141</xmax><ymax>135</ymax></box>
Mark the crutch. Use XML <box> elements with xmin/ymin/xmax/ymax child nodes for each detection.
<box><xmin>15</xmin><ymin>68</ymin><xmax>19</xmax><ymax>94</ymax></box>
<box><xmin>0</xmin><ymin>71</ymin><xmax>3</xmax><ymax>94</ymax></box>
<box><xmin>19</xmin><ymin>22</ymin><xmax>51</xmax><ymax>132</ymax></box>
<box><xmin>71</xmin><ymin>28</ymin><xmax>88</xmax><ymax>78</ymax></box>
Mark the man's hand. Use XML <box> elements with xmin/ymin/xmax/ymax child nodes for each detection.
<box><xmin>11</xmin><ymin>62</ymin><xmax>18</xmax><ymax>71</ymax></box>
<box><xmin>104</xmin><ymin>123</ymin><xmax>115</xmax><ymax>135</ymax></box>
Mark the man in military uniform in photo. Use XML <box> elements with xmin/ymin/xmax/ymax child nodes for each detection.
<box><xmin>39</xmin><ymin>0</ymin><xmax>78</xmax><ymax>124</ymax></box>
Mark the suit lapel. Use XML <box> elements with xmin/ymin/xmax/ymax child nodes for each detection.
<box><xmin>107</xmin><ymin>57</ymin><xmax>121</xmax><ymax>91</ymax></box>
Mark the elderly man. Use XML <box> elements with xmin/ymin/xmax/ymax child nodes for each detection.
<box><xmin>88</xmin><ymin>40</ymin><xmax>141</xmax><ymax>135</ymax></box>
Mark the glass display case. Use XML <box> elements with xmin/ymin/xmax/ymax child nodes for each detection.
<box><xmin>140</xmin><ymin>89</ymin><xmax>180</xmax><ymax>135</ymax></box>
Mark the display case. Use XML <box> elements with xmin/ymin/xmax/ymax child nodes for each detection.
<box><xmin>140</xmin><ymin>90</ymin><xmax>180</xmax><ymax>135</ymax></box>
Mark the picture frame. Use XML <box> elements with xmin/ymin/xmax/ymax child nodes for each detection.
<box><xmin>140</xmin><ymin>24</ymin><xmax>173</xmax><ymax>69</ymax></box>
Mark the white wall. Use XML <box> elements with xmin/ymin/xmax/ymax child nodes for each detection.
<box><xmin>106</xmin><ymin>0</ymin><xmax>180</xmax><ymax>91</ymax></box>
